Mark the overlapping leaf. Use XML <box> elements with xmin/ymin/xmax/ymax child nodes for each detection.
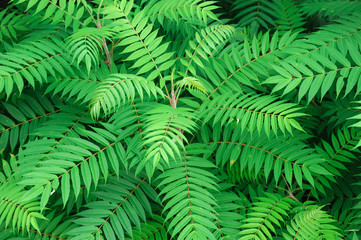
<box><xmin>13</xmin><ymin>0</ymin><xmax>90</xmax><ymax>29</ymax></box>
<box><xmin>232</xmin><ymin>0</ymin><xmax>276</xmax><ymax>29</ymax></box>
<box><xmin>145</xmin><ymin>0</ymin><xmax>219</xmax><ymax>36</ymax></box>
<box><xmin>67</xmin><ymin>174</ymin><xmax>158</xmax><ymax>240</ymax></box>
<box><xmin>0</xmin><ymin>37</ymin><xmax>73</xmax><ymax>96</ymax></box>
<box><xmin>146</xmin><ymin>0</ymin><xmax>219</xmax><ymax>26</ymax></box>
<box><xmin>263</xmin><ymin>16</ymin><xmax>361</xmax><ymax>102</ymax></box>
<box><xmin>15</xmin><ymin>106</ymin><xmax>141</xmax><ymax>212</ymax></box>
<box><xmin>0</xmin><ymin>10</ymin><xmax>28</xmax><ymax>42</ymax></box>
<box><xmin>0</xmin><ymin>94</ymin><xmax>58</xmax><ymax>152</ymax></box>
<box><xmin>101</xmin><ymin>1</ymin><xmax>176</xmax><ymax>83</ymax></box>
<box><xmin>204</xmin><ymin>123</ymin><xmax>332</xmax><ymax>188</ymax></box>
<box><xmin>0</xmin><ymin>181</ymin><xmax>46</xmax><ymax>233</ymax></box>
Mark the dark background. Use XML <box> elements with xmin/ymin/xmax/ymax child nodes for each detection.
<box><xmin>0</xmin><ymin>0</ymin><xmax>10</xmax><ymax>9</ymax></box>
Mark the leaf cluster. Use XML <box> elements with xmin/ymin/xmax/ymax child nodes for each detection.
<box><xmin>0</xmin><ymin>0</ymin><xmax>361</xmax><ymax>240</ymax></box>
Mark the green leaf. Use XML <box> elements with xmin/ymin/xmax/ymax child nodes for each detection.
<box><xmin>61</xmin><ymin>172</ymin><xmax>70</xmax><ymax>207</ymax></box>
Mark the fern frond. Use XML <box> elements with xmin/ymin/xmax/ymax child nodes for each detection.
<box><xmin>200</xmin><ymin>92</ymin><xmax>306</xmax><ymax>135</ymax></box>
<box><xmin>14</xmin><ymin>107</ymin><xmax>92</xmax><ymax>205</ymax></box>
<box><xmin>1</xmin><ymin>211</ymin><xmax>74</xmax><ymax>240</ymax></box>
<box><xmin>126</xmin><ymin>215</ymin><xmax>170</xmax><ymax>240</ymax></box>
<box><xmin>204</xmin><ymin>123</ymin><xmax>331</xmax><ymax>188</ymax></box>
<box><xmin>239</xmin><ymin>193</ymin><xmax>294</xmax><ymax>239</ymax></box>
<box><xmin>13</xmin><ymin>0</ymin><xmax>91</xmax><ymax>29</ymax></box>
<box><xmin>45</xmin><ymin>76</ymin><xmax>98</xmax><ymax>104</ymax></box>
<box><xmin>212</xmin><ymin>186</ymin><xmax>245</xmax><ymax>239</ymax></box>
<box><xmin>263</xmin><ymin>16</ymin><xmax>361</xmax><ymax>102</ymax></box>
<box><xmin>175</xmin><ymin>76</ymin><xmax>207</xmax><ymax>94</ymax></box>
<box><xmin>0</xmin><ymin>93</ymin><xmax>58</xmax><ymax>152</ymax></box>
<box><xmin>327</xmin><ymin>176</ymin><xmax>361</xmax><ymax>233</ymax></box>
<box><xmin>89</xmin><ymin>74</ymin><xmax>159</xmax><ymax>119</ymax></box>
<box><xmin>144</xmin><ymin>0</ymin><xmax>219</xmax><ymax>37</ymax></box>
<box><xmin>181</xmin><ymin>24</ymin><xmax>235</xmax><ymax>76</ymax></box>
<box><xmin>0</xmin><ymin>37</ymin><xmax>73</xmax><ymax>96</ymax></box>
<box><xmin>266</xmin><ymin>0</ymin><xmax>306</xmax><ymax>33</ymax></box>
<box><xmin>283</xmin><ymin>205</ymin><xmax>342</xmax><ymax>239</ymax></box>
<box><xmin>263</xmin><ymin>56</ymin><xmax>361</xmax><ymax>103</ymax></box>
<box><xmin>142</xmin><ymin>103</ymin><xmax>197</xmax><ymax>168</ymax></box>
<box><xmin>232</xmin><ymin>0</ymin><xmax>276</xmax><ymax>29</ymax></box>
<box><xmin>322</xmin><ymin>96</ymin><xmax>360</xmax><ymax>130</ymax></box>
<box><xmin>0</xmin><ymin>181</ymin><xmax>46</xmax><ymax>234</ymax></box>
<box><xmin>201</xmin><ymin>31</ymin><xmax>299</xmax><ymax>98</ymax></box>
<box><xmin>101</xmin><ymin>2</ymin><xmax>176</xmax><ymax>83</ymax></box>
<box><xmin>67</xmin><ymin>173</ymin><xmax>156</xmax><ymax>240</ymax></box>
<box><xmin>0</xmin><ymin>10</ymin><xmax>28</xmax><ymax>42</ymax></box>
<box><xmin>14</xmin><ymin>106</ymin><xmax>139</xmax><ymax>209</ymax></box>
<box><xmin>301</xmin><ymin>0</ymin><xmax>361</xmax><ymax>19</ymax></box>
<box><xmin>157</xmin><ymin>143</ymin><xmax>219</xmax><ymax>240</ymax></box>
<box><xmin>44</xmin><ymin>62</ymin><xmax>117</xmax><ymax>104</ymax></box>
<box><xmin>317</xmin><ymin>127</ymin><xmax>360</xmax><ymax>176</ymax></box>
<box><xmin>68</xmin><ymin>27</ymin><xmax>118</xmax><ymax>74</ymax></box>
<box><xmin>309</xmin><ymin>128</ymin><xmax>361</xmax><ymax>198</ymax></box>
<box><xmin>146</xmin><ymin>0</ymin><xmax>219</xmax><ymax>26</ymax></box>
<box><xmin>1</xmin><ymin>1</ymin><xmax>360</xmax><ymax>239</ymax></box>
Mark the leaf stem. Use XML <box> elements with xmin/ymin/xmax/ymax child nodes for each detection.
<box><xmin>95</xmin><ymin>0</ymin><xmax>112</xmax><ymax>68</ymax></box>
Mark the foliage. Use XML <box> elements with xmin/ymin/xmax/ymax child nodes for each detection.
<box><xmin>0</xmin><ymin>0</ymin><xmax>361</xmax><ymax>239</ymax></box>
